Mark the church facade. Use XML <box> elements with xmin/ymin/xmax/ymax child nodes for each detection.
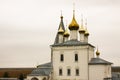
<box><xmin>27</xmin><ymin>10</ymin><xmax>112</xmax><ymax>80</ymax></box>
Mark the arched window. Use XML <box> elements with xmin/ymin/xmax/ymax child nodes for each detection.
<box><xmin>31</xmin><ymin>77</ymin><xmax>39</xmax><ymax>80</ymax></box>
<box><xmin>60</xmin><ymin>54</ymin><xmax>64</xmax><ymax>62</ymax></box>
<box><xmin>67</xmin><ymin>69</ymin><xmax>71</xmax><ymax>76</ymax></box>
<box><xmin>76</xmin><ymin>68</ymin><xmax>79</xmax><ymax>76</ymax></box>
<box><xmin>75</xmin><ymin>54</ymin><xmax>78</xmax><ymax>62</ymax></box>
<box><xmin>59</xmin><ymin>68</ymin><xmax>62</xmax><ymax>76</ymax></box>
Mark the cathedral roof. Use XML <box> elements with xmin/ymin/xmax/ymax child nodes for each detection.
<box><xmin>37</xmin><ymin>62</ymin><xmax>52</xmax><ymax>68</ymax></box>
<box><xmin>89</xmin><ymin>58</ymin><xmax>112</xmax><ymax>65</ymax></box>
<box><xmin>52</xmin><ymin>40</ymin><xmax>94</xmax><ymax>47</ymax></box>
<box><xmin>28</xmin><ymin>62</ymin><xmax>52</xmax><ymax>76</ymax></box>
<box><xmin>28</xmin><ymin>68</ymin><xmax>52</xmax><ymax>76</ymax></box>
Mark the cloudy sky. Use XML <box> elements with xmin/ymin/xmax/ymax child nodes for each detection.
<box><xmin>0</xmin><ymin>0</ymin><xmax>120</xmax><ymax>67</ymax></box>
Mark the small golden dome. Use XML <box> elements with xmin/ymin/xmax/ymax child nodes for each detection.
<box><xmin>58</xmin><ymin>26</ymin><xmax>64</xmax><ymax>34</ymax></box>
<box><xmin>61</xmin><ymin>15</ymin><xmax>63</xmax><ymax>19</ymax></box>
<box><xmin>64</xmin><ymin>29</ymin><xmax>70</xmax><ymax>37</ymax></box>
<box><xmin>79</xmin><ymin>25</ymin><xmax>85</xmax><ymax>33</ymax></box>
<box><xmin>69</xmin><ymin>10</ymin><xmax>79</xmax><ymax>30</ymax></box>
<box><xmin>79</xmin><ymin>17</ymin><xmax>85</xmax><ymax>33</ymax></box>
<box><xmin>85</xmin><ymin>28</ymin><xmax>89</xmax><ymax>36</ymax></box>
<box><xmin>96</xmin><ymin>48</ymin><xmax>100</xmax><ymax>57</ymax></box>
<box><xmin>84</xmin><ymin>19</ymin><xmax>89</xmax><ymax>36</ymax></box>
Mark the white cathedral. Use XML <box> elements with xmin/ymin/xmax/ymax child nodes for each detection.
<box><xmin>27</xmin><ymin>10</ymin><xmax>112</xmax><ymax>80</ymax></box>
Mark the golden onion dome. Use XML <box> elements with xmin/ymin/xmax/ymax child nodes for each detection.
<box><xmin>85</xmin><ymin>28</ymin><xmax>89</xmax><ymax>36</ymax></box>
<box><xmin>79</xmin><ymin>25</ymin><xmax>85</xmax><ymax>33</ymax></box>
<box><xmin>61</xmin><ymin>15</ymin><xmax>63</xmax><ymax>19</ymax></box>
<box><xmin>64</xmin><ymin>29</ymin><xmax>70</xmax><ymax>37</ymax></box>
<box><xmin>69</xmin><ymin>10</ymin><xmax>79</xmax><ymax>30</ymax></box>
<box><xmin>84</xmin><ymin>19</ymin><xmax>89</xmax><ymax>36</ymax></box>
<box><xmin>58</xmin><ymin>26</ymin><xmax>64</xmax><ymax>34</ymax></box>
<box><xmin>96</xmin><ymin>48</ymin><xmax>100</xmax><ymax>57</ymax></box>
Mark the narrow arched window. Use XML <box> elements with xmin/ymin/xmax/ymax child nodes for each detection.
<box><xmin>59</xmin><ymin>68</ymin><xmax>62</xmax><ymax>76</ymax></box>
<box><xmin>60</xmin><ymin>54</ymin><xmax>64</xmax><ymax>62</ymax></box>
<box><xmin>75</xmin><ymin>54</ymin><xmax>78</xmax><ymax>62</ymax></box>
<box><xmin>76</xmin><ymin>68</ymin><xmax>79</xmax><ymax>76</ymax></box>
<box><xmin>67</xmin><ymin>69</ymin><xmax>71</xmax><ymax>76</ymax></box>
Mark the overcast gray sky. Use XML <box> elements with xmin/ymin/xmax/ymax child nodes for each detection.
<box><xmin>0</xmin><ymin>0</ymin><xmax>120</xmax><ymax>67</ymax></box>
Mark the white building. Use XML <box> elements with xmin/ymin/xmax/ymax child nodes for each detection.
<box><xmin>27</xmin><ymin>10</ymin><xmax>112</xmax><ymax>80</ymax></box>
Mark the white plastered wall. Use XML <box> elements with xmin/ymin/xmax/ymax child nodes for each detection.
<box><xmin>51</xmin><ymin>45</ymin><xmax>94</xmax><ymax>80</ymax></box>
<box><xmin>89</xmin><ymin>65</ymin><xmax>112</xmax><ymax>80</ymax></box>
